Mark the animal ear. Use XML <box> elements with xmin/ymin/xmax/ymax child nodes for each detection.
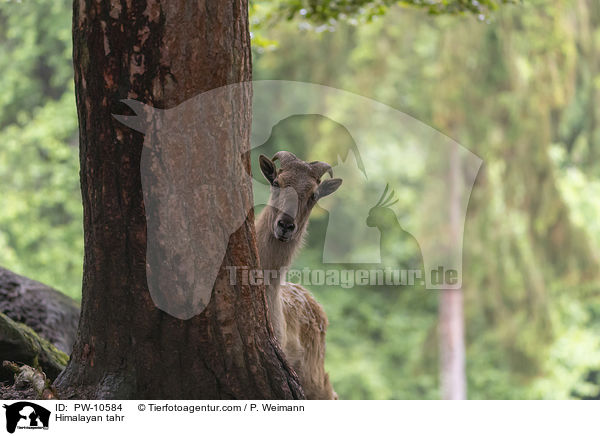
<box><xmin>259</xmin><ymin>154</ymin><xmax>277</xmax><ymax>185</ymax></box>
<box><xmin>315</xmin><ymin>178</ymin><xmax>342</xmax><ymax>200</ymax></box>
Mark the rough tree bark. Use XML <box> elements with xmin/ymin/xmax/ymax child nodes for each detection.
<box><xmin>54</xmin><ymin>0</ymin><xmax>304</xmax><ymax>399</ymax></box>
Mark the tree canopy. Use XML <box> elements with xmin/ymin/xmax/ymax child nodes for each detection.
<box><xmin>265</xmin><ymin>0</ymin><xmax>516</xmax><ymax>22</ymax></box>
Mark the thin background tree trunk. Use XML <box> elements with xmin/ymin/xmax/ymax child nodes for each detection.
<box><xmin>54</xmin><ymin>0</ymin><xmax>304</xmax><ymax>399</ymax></box>
<box><xmin>439</xmin><ymin>142</ymin><xmax>467</xmax><ymax>400</ymax></box>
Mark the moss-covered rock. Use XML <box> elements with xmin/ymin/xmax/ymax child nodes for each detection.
<box><xmin>0</xmin><ymin>266</ymin><xmax>80</xmax><ymax>354</ymax></box>
<box><xmin>0</xmin><ymin>312</ymin><xmax>68</xmax><ymax>382</ymax></box>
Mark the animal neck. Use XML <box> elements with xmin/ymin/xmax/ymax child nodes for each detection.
<box><xmin>255</xmin><ymin>206</ymin><xmax>307</xmax><ymax>343</ymax></box>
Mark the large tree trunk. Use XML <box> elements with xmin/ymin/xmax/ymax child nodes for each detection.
<box><xmin>54</xmin><ymin>0</ymin><xmax>304</xmax><ymax>399</ymax></box>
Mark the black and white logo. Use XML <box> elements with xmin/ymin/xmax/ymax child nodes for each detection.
<box><xmin>3</xmin><ymin>402</ymin><xmax>50</xmax><ymax>433</ymax></box>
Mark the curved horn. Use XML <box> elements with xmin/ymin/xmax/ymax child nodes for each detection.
<box><xmin>272</xmin><ymin>151</ymin><xmax>298</xmax><ymax>166</ymax></box>
<box><xmin>310</xmin><ymin>161</ymin><xmax>333</xmax><ymax>179</ymax></box>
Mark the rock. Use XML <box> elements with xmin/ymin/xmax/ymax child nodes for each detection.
<box><xmin>0</xmin><ymin>267</ymin><xmax>79</xmax><ymax>354</ymax></box>
<box><xmin>0</xmin><ymin>313</ymin><xmax>68</xmax><ymax>382</ymax></box>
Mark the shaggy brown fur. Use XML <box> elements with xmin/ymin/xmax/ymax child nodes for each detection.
<box><xmin>280</xmin><ymin>283</ymin><xmax>337</xmax><ymax>399</ymax></box>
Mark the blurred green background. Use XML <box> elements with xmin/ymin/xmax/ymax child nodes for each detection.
<box><xmin>1</xmin><ymin>0</ymin><xmax>600</xmax><ymax>399</ymax></box>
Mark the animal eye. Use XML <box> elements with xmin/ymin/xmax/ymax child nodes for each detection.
<box><xmin>272</xmin><ymin>180</ymin><xmax>279</xmax><ymax>188</ymax></box>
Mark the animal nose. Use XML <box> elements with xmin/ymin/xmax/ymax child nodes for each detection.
<box><xmin>277</xmin><ymin>219</ymin><xmax>296</xmax><ymax>232</ymax></box>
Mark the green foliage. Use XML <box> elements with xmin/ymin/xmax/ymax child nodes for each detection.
<box><xmin>252</xmin><ymin>0</ymin><xmax>600</xmax><ymax>399</ymax></box>
<box><xmin>0</xmin><ymin>0</ymin><xmax>82</xmax><ymax>299</ymax></box>
<box><xmin>263</xmin><ymin>0</ymin><xmax>516</xmax><ymax>23</ymax></box>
